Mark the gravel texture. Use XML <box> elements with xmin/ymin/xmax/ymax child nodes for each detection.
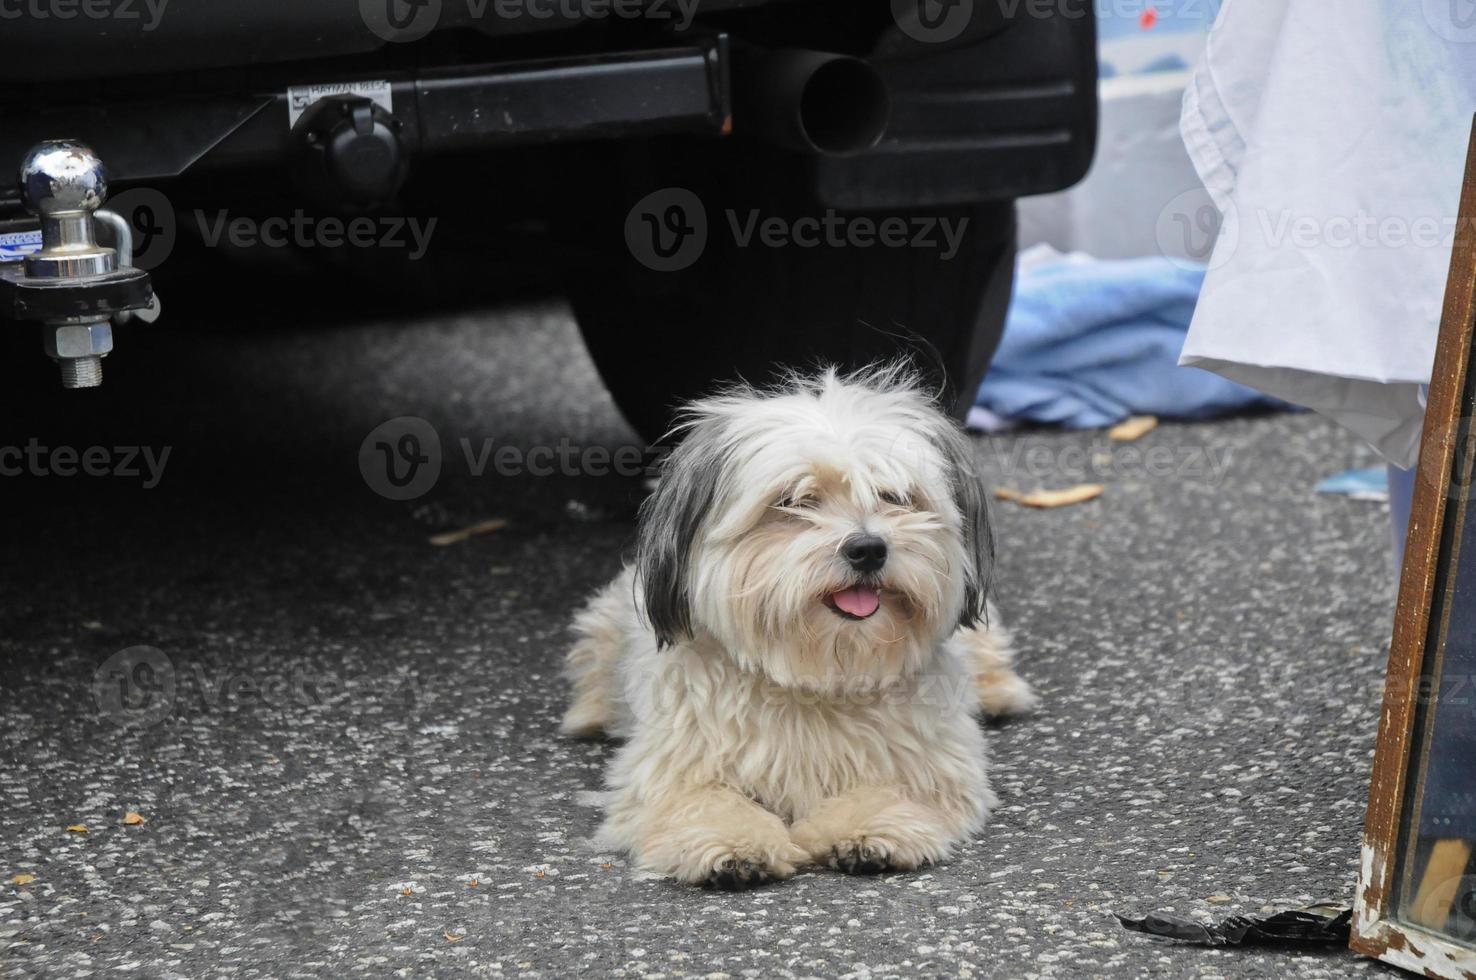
<box><xmin>0</xmin><ymin>302</ymin><xmax>1403</xmax><ymax>978</ymax></box>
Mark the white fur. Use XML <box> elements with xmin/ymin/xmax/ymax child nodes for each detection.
<box><xmin>561</xmin><ymin>368</ymin><xmax>1035</xmax><ymax>888</ymax></box>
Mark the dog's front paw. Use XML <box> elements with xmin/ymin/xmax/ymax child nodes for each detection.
<box><xmin>823</xmin><ymin>834</ymin><xmax>942</xmax><ymax>874</ymax></box>
<box><xmin>827</xmin><ymin>837</ymin><xmax>900</xmax><ymax>875</ymax></box>
<box><xmin>703</xmin><ymin>848</ymin><xmax>790</xmax><ymax>891</ymax></box>
<box><xmin>634</xmin><ymin>799</ymin><xmax>809</xmax><ymax>889</ymax></box>
<box><xmin>667</xmin><ymin>837</ymin><xmax>806</xmax><ymax>890</ymax></box>
<box><xmin>792</xmin><ymin>791</ymin><xmax>961</xmax><ymax>874</ymax></box>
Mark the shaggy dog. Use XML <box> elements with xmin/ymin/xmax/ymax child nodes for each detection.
<box><xmin>562</xmin><ymin>367</ymin><xmax>1035</xmax><ymax>888</ymax></box>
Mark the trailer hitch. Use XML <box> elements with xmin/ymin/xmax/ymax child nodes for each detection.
<box><xmin>0</xmin><ymin>141</ymin><xmax>156</xmax><ymax>388</ymax></box>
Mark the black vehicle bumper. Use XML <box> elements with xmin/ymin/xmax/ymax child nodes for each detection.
<box><xmin>0</xmin><ymin>0</ymin><xmax>1095</xmax><ymax>209</ymax></box>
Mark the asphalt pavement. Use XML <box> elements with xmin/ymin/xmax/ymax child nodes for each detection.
<box><xmin>0</xmin><ymin>301</ymin><xmax>1403</xmax><ymax>978</ymax></box>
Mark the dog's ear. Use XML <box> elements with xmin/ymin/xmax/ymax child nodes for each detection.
<box><xmin>635</xmin><ymin>415</ymin><xmax>728</xmax><ymax>647</ymax></box>
<box><xmin>933</xmin><ymin>422</ymin><xmax>994</xmax><ymax>629</ymax></box>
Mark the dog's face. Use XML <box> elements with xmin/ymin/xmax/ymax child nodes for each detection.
<box><xmin>637</xmin><ymin>369</ymin><xmax>992</xmax><ymax>691</ymax></box>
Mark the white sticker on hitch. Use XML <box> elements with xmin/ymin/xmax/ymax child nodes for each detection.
<box><xmin>0</xmin><ymin>228</ymin><xmax>43</xmax><ymax>263</ymax></box>
<box><xmin>286</xmin><ymin>79</ymin><xmax>393</xmax><ymax>128</ymax></box>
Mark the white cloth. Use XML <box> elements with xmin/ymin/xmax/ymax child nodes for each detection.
<box><xmin>1179</xmin><ymin>0</ymin><xmax>1476</xmax><ymax>466</ymax></box>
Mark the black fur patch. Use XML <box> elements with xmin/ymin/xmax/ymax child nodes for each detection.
<box><xmin>930</xmin><ymin>420</ymin><xmax>994</xmax><ymax>629</ymax></box>
<box><xmin>635</xmin><ymin>416</ymin><xmax>728</xmax><ymax>647</ymax></box>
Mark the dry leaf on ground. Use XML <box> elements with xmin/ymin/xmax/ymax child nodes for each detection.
<box><xmin>995</xmin><ymin>484</ymin><xmax>1105</xmax><ymax>509</ymax></box>
<box><xmin>65</xmin><ymin>824</ymin><xmax>88</xmax><ymax>833</ymax></box>
<box><xmin>122</xmin><ymin>812</ymin><xmax>145</xmax><ymax>826</ymax></box>
<box><xmin>1107</xmin><ymin>415</ymin><xmax>1159</xmax><ymax>442</ymax></box>
<box><xmin>444</xmin><ymin>931</ymin><xmax>465</xmax><ymax>943</ymax></box>
<box><xmin>429</xmin><ymin>518</ymin><xmax>508</xmax><ymax>547</ymax></box>
<box><xmin>10</xmin><ymin>873</ymin><xmax>35</xmax><ymax>885</ymax></box>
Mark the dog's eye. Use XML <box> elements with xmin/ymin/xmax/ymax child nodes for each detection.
<box><xmin>778</xmin><ymin>491</ymin><xmax>818</xmax><ymax>510</ymax></box>
<box><xmin>879</xmin><ymin>490</ymin><xmax>911</xmax><ymax>508</ymax></box>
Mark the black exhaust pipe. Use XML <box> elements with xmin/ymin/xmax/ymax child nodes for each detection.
<box><xmin>733</xmin><ymin>48</ymin><xmax>892</xmax><ymax>156</ymax></box>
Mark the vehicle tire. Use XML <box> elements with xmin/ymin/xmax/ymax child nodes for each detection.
<box><xmin>560</xmin><ymin>139</ymin><xmax>1015</xmax><ymax>443</ymax></box>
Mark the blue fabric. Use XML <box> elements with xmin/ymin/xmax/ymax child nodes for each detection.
<box><xmin>1315</xmin><ymin>467</ymin><xmax>1389</xmax><ymax>500</ymax></box>
<box><xmin>975</xmin><ymin>254</ymin><xmax>1285</xmax><ymax>429</ymax></box>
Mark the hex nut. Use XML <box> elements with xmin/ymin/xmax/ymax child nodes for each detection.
<box><xmin>44</xmin><ymin>321</ymin><xmax>113</xmax><ymax>359</ymax></box>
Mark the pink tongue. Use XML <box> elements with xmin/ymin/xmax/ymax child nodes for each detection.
<box><xmin>832</xmin><ymin>586</ymin><xmax>881</xmax><ymax>618</ymax></box>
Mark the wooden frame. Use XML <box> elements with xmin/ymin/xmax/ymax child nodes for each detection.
<box><xmin>1351</xmin><ymin>118</ymin><xmax>1476</xmax><ymax>977</ymax></box>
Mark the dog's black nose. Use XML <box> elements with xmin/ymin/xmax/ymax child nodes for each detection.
<box><xmin>842</xmin><ymin>534</ymin><xmax>888</xmax><ymax>573</ymax></box>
